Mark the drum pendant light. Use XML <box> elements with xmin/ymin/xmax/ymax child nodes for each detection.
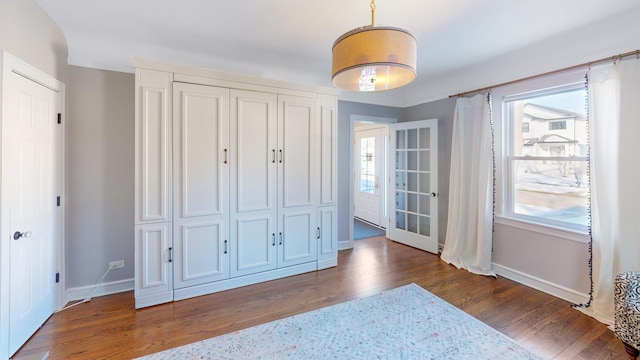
<box><xmin>331</xmin><ymin>0</ymin><xmax>417</xmax><ymax>92</ymax></box>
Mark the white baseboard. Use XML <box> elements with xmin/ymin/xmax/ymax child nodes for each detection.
<box><xmin>492</xmin><ymin>263</ymin><xmax>589</xmax><ymax>305</ymax></box>
<box><xmin>65</xmin><ymin>278</ymin><xmax>134</xmax><ymax>303</ymax></box>
<box><xmin>64</xmin><ymin>263</ymin><xmax>586</xmax><ymax>311</ymax></box>
<box><xmin>338</xmin><ymin>240</ymin><xmax>351</xmax><ymax>250</ymax></box>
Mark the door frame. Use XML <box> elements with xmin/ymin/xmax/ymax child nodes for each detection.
<box><xmin>343</xmin><ymin>115</ymin><xmax>395</xmax><ymax>250</ymax></box>
<box><xmin>0</xmin><ymin>51</ymin><xmax>66</xmax><ymax>359</ymax></box>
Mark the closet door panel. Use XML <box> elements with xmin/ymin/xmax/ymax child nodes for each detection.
<box><xmin>279</xmin><ymin>210</ymin><xmax>316</xmax><ymax>267</ymax></box>
<box><xmin>230</xmin><ymin>90</ymin><xmax>278</xmax><ymax>276</ymax></box>
<box><xmin>234</xmin><ymin>91</ymin><xmax>276</xmax><ymax>212</ymax></box>
<box><xmin>136</xmin><ymin>69</ymin><xmax>171</xmax><ymax>223</ymax></box>
<box><xmin>232</xmin><ymin>216</ymin><xmax>276</xmax><ymax>277</ymax></box>
<box><xmin>174</xmin><ymin>220</ymin><xmax>228</xmax><ymax>289</ymax></box>
<box><xmin>277</xmin><ymin>95</ymin><xmax>318</xmax><ymax>267</ymax></box>
<box><xmin>173</xmin><ymin>83</ymin><xmax>230</xmax><ymax>289</ymax></box>
<box><xmin>278</xmin><ymin>95</ymin><xmax>316</xmax><ymax>209</ymax></box>
<box><xmin>317</xmin><ymin>206</ymin><xmax>337</xmax><ymax>268</ymax></box>
<box><xmin>319</xmin><ymin>95</ymin><xmax>337</xmax><ymax>205</ymax></box>
<box><xmin>174</xmin><ymin>83</ymin><xmax>228</xmax><ymax>217</ymax></box>
<box><xmin>134</xmin><ymin>222</ymin><xmax>173</xmax><ymax>308</ymax></box>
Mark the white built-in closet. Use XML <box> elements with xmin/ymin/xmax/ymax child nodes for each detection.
<box><xmin>133</xmin><ymin>59</ymin><xmax>338</xmax><ymax>309</ymax></box>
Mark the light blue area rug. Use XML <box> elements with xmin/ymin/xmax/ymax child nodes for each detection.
<box><xmin>354</xmin><ymin>218</ymin><xmax>385</xmax><ymax>240</ymax></box>
<box><xmin>137</xmin><ymin>283</ymin><xmax>540</xmax><ymax>359</ymax></box>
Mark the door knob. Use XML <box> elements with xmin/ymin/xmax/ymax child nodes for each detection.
<box><xmin>13</xmin><ymin>231</ymin><xmax>32</xmax><ymax>240</ymax></box>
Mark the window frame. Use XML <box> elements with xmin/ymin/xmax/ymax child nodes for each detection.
<box><xmin>493</xmin><ymin>69</ymin><xmax>589</xmax><ymax>237</ymax></box>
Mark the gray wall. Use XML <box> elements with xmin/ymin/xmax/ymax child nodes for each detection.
<box><xmin>66</xmin><ymin>66</ymin><xmax>135</xmax><ymax>287</ymax></box>
<box><xmin>337</xmin><ymin>101</ymin><xmax>403</xmax><ymax>242</ymax></box>
<box><xmin>0</xmin><ymin>0</ymin><xmax>68</xmax><ymax>83</ymax></box>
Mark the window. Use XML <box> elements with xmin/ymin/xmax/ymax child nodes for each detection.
<box><xmin>502</xmin><ymin>83</ymin><xmax>588</xmax><ymax>232</ymax></box>
<box><xmin>549</xmin><ymin>120</ymin><xmax>567</xmax><ymax>130</ymax></box>
<box><xmin>359</xmin><ymin>136</ymin><xmax>376</xmax><ymax>194</ymax></box>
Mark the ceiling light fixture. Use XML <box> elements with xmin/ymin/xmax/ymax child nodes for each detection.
<box><xmin>331</xmin><ymin>0</ymin><xmax>417</xmax><ymax>92</ymax></box>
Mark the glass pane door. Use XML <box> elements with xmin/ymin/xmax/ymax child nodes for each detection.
<box><xmin>389</xmin><ymin>120</ymin><xmax>438</xmax><ymax>253</ymax></box>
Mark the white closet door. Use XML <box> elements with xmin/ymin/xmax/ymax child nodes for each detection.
<box><xmin>3</xmin><ymin>66</ymin><xmax>61</xmax><ymax>356</ymax></box>
<box><xmin>134</xmin><ymin>222</ymin><xmax>173</xmax><ymax>308</ymax></box>
<box><xmin>172</xmin><ymin>83</ymin><xmax>230</xmax><ymax>289</ymax></box>
<box><xmin>278</xmin><ymin>95</ymin><xmax>317</xmax><ymax>267</ymax></box>
<box><xmin>230</xmin><ymin>90</ymin><xmax>278</xmax><ymax>277</ymax></box>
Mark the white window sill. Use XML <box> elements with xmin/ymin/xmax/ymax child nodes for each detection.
<box><xmin>494</xmin><ymin>216</ymin><xmax>589</xmax><ymax>244</ymax></box>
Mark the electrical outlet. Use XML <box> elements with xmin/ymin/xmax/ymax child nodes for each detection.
<box><xmin>109</xmin><ymin>260</ymin><xmax>125</xmax><ymax>269</ymax></box>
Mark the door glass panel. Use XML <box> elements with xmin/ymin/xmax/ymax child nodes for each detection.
<box><xmin>395</xmin><ymin>171</ymin><xmax>406</xmax><ymax>190</ymax></box>
<box><xmin>396</xmin><ymin>211</ymin><xmax>406</xmax><ymax>230</ymax></box>
<box><xmin>420</xmin><ymin>128</ymin><xmax>431</xmax><ymax>149</ymax></box>
<box><xmin>359</xmin><ymin>136</ymin><xmax>375</xmax><ymax>194</ymax></box>
<box><xmin>407</xmin><ymin>151</ymin><xmax>418</xmax><ymax>171</ymax></box>
<box><xmin>419</xmin><ymin>216</ymin><xmax>431</xmax><ymax>236</ymax></box>
<box><xmin>395</xmin><ymin>151</ymin><xmax>406</xmax><ymax>170</ymax></box>
<box><xmin>408</xmin><ymin>129</ymin><xmax>418</xmax><ymax>149</ymax></box>
<box><xmin>407</xmin><ymin>193</ymin><xmax>418</xmax><ymax>213</ymax></box>
<box><xmin>419</xmin><ymin>194</ymin><xmax>431</xmax><ymax>215</ymax></box>
<box><xmin>395</xmin><ymin>191</ymin><xmax>406</xmax><ymax>210</ymax></box>
<box><xmin>419</xmin><ymin>173</ymin><xmax>431</xmax><ymax>194</ymax></box>
<box><xmin>407</xmin><ymin>172</ymin><xmax>417</xmax><ymax>192</ymax></box>
<box><xmin>419</xmin><ymin>150</ymin><xmax>430</xmax><ymax>171</ymax></box>
<box><xmin>396</xmin><ymin>130</ymin><xmax>406</xmax><ymax>149</ymax></box>
<box><xmin>408</xmin><ymin>214</ymin><xmax>418</xmax><ymax>233</ymax></box>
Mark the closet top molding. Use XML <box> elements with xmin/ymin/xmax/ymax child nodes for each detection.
<box><xmin>130</xmin><ymin>57</ymin><xmax>341</xmax><ymax>97</ymax></box>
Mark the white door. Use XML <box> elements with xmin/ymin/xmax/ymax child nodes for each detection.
<box><xmin>172</xmin><ymin>83</ymin><xmax>230</xmax><ymax>289</ymax></box>
<box><xmin>278</xmin><ymin>95</ymin><xmax>317</xmax><ymax>267</ymax></box>
<box><xmin>2</xmin><ymin>66</ymin><xmax>62</xmax><ymax>356</ymax></box>
<box><xmin>230</xmin><ymin>89</ymin><xmax>278</xmax><ymax>277</ymax></box>
<box><xmin>388</xmin><ymin>120</ymin><xmax>438</xmax><ymax>253</ymax></box>
<box><xmin>354</xmin><ymin>127</ymin><xmax>386</xmax><ymax>227</ymax></box>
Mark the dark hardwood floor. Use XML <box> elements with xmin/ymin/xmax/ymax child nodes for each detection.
<box><xmin>14</xmin><ymin>236</ymin><xmax>626</xmax><ymax>359</ymax></box>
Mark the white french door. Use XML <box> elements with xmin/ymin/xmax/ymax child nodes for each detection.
<box><xmin>1</xmin><ymin>55</ymin><xmax>63</xmax><ymax>357</ymax></box>
<box><xmin>354</xmin><ymin>126</ymin><xmax>387</xmax><ymax>227</ymax></box>
<box><xmin>388</xmin><ymin>120</ymin><xmax>438</xmax><ymax>253</ymax></box>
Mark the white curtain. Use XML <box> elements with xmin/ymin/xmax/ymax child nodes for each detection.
<box><xmin>586</xmin><ymin>58</ymin><xmax>640</xmax><ymax>325</ymax></box>
<box><xmin>441</xmin><ymin>94</ymin><xmax>495</xmax><ymax>277</ymax></box>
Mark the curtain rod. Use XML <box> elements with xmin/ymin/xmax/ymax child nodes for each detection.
<box><xmin>449</xmin><ymin>49</ymin><xmax>640</xmax><ymax>98</ymax></box>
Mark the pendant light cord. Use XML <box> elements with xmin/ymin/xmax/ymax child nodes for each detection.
<box><xmin>370</xmin><ymin>0</ymin><xmax>375</xmax><ymax>26</ymax></box>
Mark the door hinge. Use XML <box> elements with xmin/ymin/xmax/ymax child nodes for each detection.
<box><xmin>57</xmin><ymin>196</ymin><xmax>61</xmax><ymax>206</ymax></box>
<box><xmin>55</xmin><ymin>272</ymin><xmax>60</xmax><ymax>283</ymax></box>
<box><xmin>57</xmin><ymin>113</ymin><xmax>62</xmax><ymax>124</ymax></box>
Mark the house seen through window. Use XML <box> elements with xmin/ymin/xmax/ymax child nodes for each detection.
<box><xmin>503</xmin><ymin>84</ymin><xmax>588</xmax><ymax>232</ymax></box>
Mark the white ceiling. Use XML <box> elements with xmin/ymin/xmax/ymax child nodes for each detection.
<box><xmin>35</xmin><ymin>0</ymin><xmax>640</xmax><ymax>107</ymax></box>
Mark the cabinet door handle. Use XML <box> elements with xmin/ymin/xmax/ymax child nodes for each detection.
<box><xmin>224</xmin><ymin>240</ymin><xmax>228</xmax><ymax>254</ymax></box>
<box><xmin>279</xmin><ymin>149</ymin><xmax>283</xmax><ymax>164</ymax></box>
<box><xmin>272</xmin><ymin>233</ymin><xmax>276</xmax><ymax>246</ymax></box>
<box><xmin>317</xmin><ymin>227</ymin><xmax>321</xmax><ymax>239</ymax></box>
<box><xmin>224</xmin><ymin>149</ymin><xmax>228</xmax><ymax>164</ymax></box>
<box><xmin>168</xmin><ymin>247</ymin><xmax>173</xmax><ymax>263</ymax></box>
<box><xmin>272</xmin><ymin>149</ymin><xmax>276</xmax><ymax>163</ymax></box>
<box><xmin>279</xmin><ymin>232</ymin><xmax>283</xmax><ymax>245</ymax></box>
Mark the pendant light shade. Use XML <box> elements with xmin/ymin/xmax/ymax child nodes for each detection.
<box><xmin>331</xmin><ymin>1</ymin><xmax>417</xmax><ymax>92</ymax></box>
<box><xmin>332</xmin><ymin>26</ymin><xmax>416</xmax><ymax>92</ymax></box>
